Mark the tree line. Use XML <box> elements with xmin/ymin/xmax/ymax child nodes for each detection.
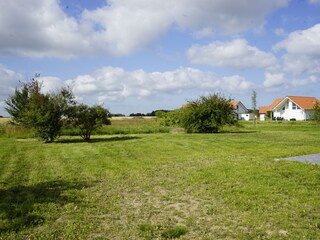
<box><xmin>5</xmin><ymin>76</ymin><xmax>111</xmax><ymax>142</ymax></box>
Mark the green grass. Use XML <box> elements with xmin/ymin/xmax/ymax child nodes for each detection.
<box><xmin>0</xmin><ymin>121</ymin><xmax>320</xmax><ymax>239</ymax></box>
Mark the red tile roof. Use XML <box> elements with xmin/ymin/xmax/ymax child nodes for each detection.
<box><xmin>286</xmin><ymin>96</ymin><xmax>320</xmax><ymax>110</ymax></box>
<box><xmin>230</xmin><ymin>101</ymin><xmax>240</xmax><ymax>108</ymax></box>
<box><xmin>259</xmin><ymin>98</ymin><xmax>283</xmax><ymax>113</ymax></box>
<box><xmin>259</xmin><ymin>106</ymin><xmax>269</xmax><ymax>114</ymax></box>
<box><xmin>269</xmin><ymin>98</ymin><xmax>283</xmax><ymax>110</ymax></box>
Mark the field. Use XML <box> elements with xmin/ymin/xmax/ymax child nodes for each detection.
<box><xmin>0</xmin><ymin>119</ymin><xmax>320</xmax><ymax>239</ymax></box>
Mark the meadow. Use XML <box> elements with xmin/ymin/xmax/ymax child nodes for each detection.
<box><xmin>0</xmin><ymin>118</ymin><xmax>320</xmax><ymax>239</ymax></box>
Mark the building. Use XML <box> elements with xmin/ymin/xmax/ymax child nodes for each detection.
<box><xmin>231</xmin><ymin>101</ymin><xmax>253</xmax><ymax>120</ymax></box>
<box><xmin>260</xmin><ymin>96</ymin><xmax>319</xmax><ymax>121</ymax></box>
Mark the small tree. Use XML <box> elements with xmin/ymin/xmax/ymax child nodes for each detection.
<box><xmin>180</xmin><ymin>93</ymin><xmax>237</xmax><ymax>133</ymax></box>
<box><xmin>251</xmin><ymin>90</ymin><xmax>257</xmax><ymax>127</ymax></box>
<box><xmin>312</xmin><ymin>101</ymin><xmax>320</xmax><ymax>124</ymax></box>
<box><xmin>5</xmin><ymin>76</ymin><xmax>74</xmax><ymax>142</ymax></box>
<box><xmin>67</xmin><ymin>104</ymin><xmax>111</xmax><ymax>141</ymax></box>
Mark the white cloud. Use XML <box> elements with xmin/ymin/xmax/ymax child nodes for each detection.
<box><xmin>0</xmin><ymin>65</ymin><xmax>22</xmax><ymax>115</ymax></box>
<box><xmin>69</xmin><ymin>67</ymin><xmax>220</xmax><ymax>102</ymax></box>
<box><xmin>187</xmin><ymin>39</ymin><xmax>277</xmax><ymax>69</ymax></box>
<box><xmin>0</xmin><ymin>64</ymin><xmax>256</xmax><ymax>114</ymax></box>
<box><xmin>0</xmin><ymin>0</ymin><xmax>288</xmax><ymax>58</ymax></box>
<box><xmin>221</xmin><ymin>75</ymin><xmax>254</xmax><ymax>92</ymax></box>
<box><xmin>292</xmin><ymin>75</ymin><xmax>320</xmax><ymax>86</ymax></box>
<box><xmin>0</xmin><ymin>65</ymin><xmax>21</xmax><ymax>100</ymax></box>
<box><xmin>67</xmin><ymin>66</ymin><xmax>255</xmax><ymax>106</ymax></box>
<box><xmin>39</xmin><ymin>76</ymin><xmax>65</xmax><ymax>94</ymax></box>
<box><xmin>274</xmin><ymin>24</ymin><xmax>320</xmax><ymax>75</ymax></box>
<box><xmin>308</xmin><ymin>0</ymin><xmax>320</xmax><ymax>5</ymax></box>
<box><xmin>263</xmin><ymin>71</ymin><xmax>286</xmax><ymax>88</ymax></box>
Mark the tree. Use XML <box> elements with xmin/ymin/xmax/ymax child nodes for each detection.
<box><xmin>312</xmin><ymin>101</ymin><xmax>320</xmax><ymax>124</ymax></box>
<box><xmin>251</xmin><ymin>90</ymin><xmax>257</xmax><ymax>127</ymax></box>
<box><xmin>5</xmin><ymin>83</ymin><xmax>29</xmax><ymax>124</ymax></box>
<box><xmin>5</xmin><ymin>76</ymin><xmax>74</xmax><ymax>142</ymax></box>
<box><xmin>67</xmin><ymin>104</ymin><xmax>111</xmax><ymax>141</ymax></box>
<box><xmin>180</xmin><ymin>93</ymin><xmax>237</xmax><ymax>133</ymax></box>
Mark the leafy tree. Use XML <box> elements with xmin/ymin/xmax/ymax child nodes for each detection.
<box><xmin>5</xmin><ymin>83</ymin><xmax>29</xmax><ymax>124</ymax></box>
<box><xmin>180</xmin><ymin>93</ymin><xmax>237</xmax><ymax>133</ymax></box>
<box><xmin>67</xmin><ymin>104</ymin><xmax>111</xmax><ymax>141</ymax></box>
<box><xmin>312</xmin><ymin>101</ymin><xmax>320</xmax><ymax>124</ymax></box>
<box><xmin>5</xmin><ymin>76</ymin><xmax>74</xmax><ymax>142</ymax></box>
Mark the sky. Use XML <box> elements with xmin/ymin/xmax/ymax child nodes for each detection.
<box><xmin>0</xmin><ymin>0</ymin><xmax>320</xmax><ymax>116</ymax></box>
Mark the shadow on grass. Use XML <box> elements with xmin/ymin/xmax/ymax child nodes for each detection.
<box><xmin>0</xmin><ymin>180</ymin><xmax>91</xmax><ymax>232</ymax></box>
<box><xmin>219</xmin><ymin>130</ymin><xmax>260</xmax><ymax>134</ymax></box>
<box><xmin>56</xmin><ymin>136</ymin><xmax>141</xmax><ymax>144</ymax></box>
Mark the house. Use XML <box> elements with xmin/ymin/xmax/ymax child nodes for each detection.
<box><xmin>260</xmin><ymin>96</ymin><xmax>319</xmax><ymax>121</ymax></box>
<box><xmin>259</xmin><ymin>98</ymin><xmax>282</xmax><ymax>121</ymax></box>
<box><xmin>231</xmin><ymin>101</ymin><xmax>253</xmax><ymax>120</ymax></box>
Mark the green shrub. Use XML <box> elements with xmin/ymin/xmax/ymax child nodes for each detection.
<box><xmin>180</xmin><ymin>93</ymin><xmax>237</xmax><ymax>133</ymax></box>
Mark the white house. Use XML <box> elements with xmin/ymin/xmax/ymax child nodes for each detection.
<box><xmin>231</xmin><ymin>101</ymin><xmax>253</xmax><ymax>120</ymax></box>
<box><xmin>259</xmin><ymin>98</ymin><xmax>282</xmax><ymax>121</ymax></box>
<box><xmin>264</xmin><ymin>96</ymin><xmax>319</xmax><ymax>121</ymax></box>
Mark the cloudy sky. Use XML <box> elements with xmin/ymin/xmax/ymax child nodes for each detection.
<box><xmin>1</xmin><ymin>0</ymin><xmax>320</xmax><ymax>115</ymax></box>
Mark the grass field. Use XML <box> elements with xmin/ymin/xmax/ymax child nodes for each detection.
<box><xmin>0</xmin><ymin>120</ymin><xmax>320</xmax><ymax>239</ymax></box>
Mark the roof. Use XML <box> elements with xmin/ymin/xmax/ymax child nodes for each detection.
<box><xmin>285</xmin><ymin>96</ymin><xmax>319</xmax><ymax>110</ymax></box>
<box><xmin>230</xmin><ymin>101</ymin><xmax>240</xmax><ymax>108</ymax></box>
<box><xmin>269</xmin><ymin>98</ymin><xmax>283</xmax><ymax>110</ymax></box>
<box><xmin>259</xmin><ymin>98</ymin><xmax>283</xmax><ymax>113</ymax></box>
<box><xmin>259</xmin><ymin>106</ymin><xmax>269</xmax><ymax>114</ymax></box>
<box><xmin>230</xmin><ymin>101</ymin><xmax>249</xmax><ymax>111</ymax></box>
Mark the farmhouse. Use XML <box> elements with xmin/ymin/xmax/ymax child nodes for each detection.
<box><xmin>260</xmin><ymin>96</ymin><xmax>319</xmax><ymax>121</ymax></box>
<box><xmin>231</xmin><ymin>101</ymin><xmax>253</xmax><ymax>120</ymax></box>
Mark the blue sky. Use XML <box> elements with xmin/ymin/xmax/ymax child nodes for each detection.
<box><xmin>1</xmin><ymin>0</ymin><xmax>320</xmax><ymax>116</ymax></box>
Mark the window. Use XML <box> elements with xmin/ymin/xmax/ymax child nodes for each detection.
<box><xmin>292</xmin><ymin>102</ymin><xmax>301</xmax><ymax>110</ymax></box>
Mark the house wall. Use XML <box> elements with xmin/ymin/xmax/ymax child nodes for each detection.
<box><xmin>240</xmin><ymin>113</ymin><xmax>254</xmax><ymax>121</ymax></box>
<box><xmin>260</xmin><ymin>113</ymin><xmax>266</xmax><ymax>121</ymax></box>
<box><xmin>283</xmin><ymin>101</ymin><xmax>306</xmax><ymax>120</ymax></box>
<box><xmin>234</xmin><ymin>103</ymin><xmax>248</xmax><ymax>120</ymax></box>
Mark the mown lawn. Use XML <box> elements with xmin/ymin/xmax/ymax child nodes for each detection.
<box><xmin>0</xmin><ymin>121</ymin><xmax>320</xmax><ymax>239</ymax></box>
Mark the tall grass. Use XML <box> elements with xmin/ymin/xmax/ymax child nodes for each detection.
<box><xmin>0</xmin><ymin>119</ymin><xmax>34</xmax><ymax>138</ymax></box>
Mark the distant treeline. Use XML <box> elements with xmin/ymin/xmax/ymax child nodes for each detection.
<box><xmin>128</xmin><ymin>110</ymin><xmax>171</xmax><ymax>117</ymax></box>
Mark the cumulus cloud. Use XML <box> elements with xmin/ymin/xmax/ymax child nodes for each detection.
<box><xmin>0</xmin><ymin>0</ymin><xmax>288</xmax><ymax>58</ymax></box>
<box><xmin>39</xmin><ymin>76</ymin><xmax>65</xmax><ymax>94</ymax></box>
<box><xmin>274</xmin><ymin>24</ymin><xmax>320</xmax><ymax>75</ymax></box>
<box><xmin>263</xmin><ymin>71</ymin><xmax>287</xmax><ymax>88</ymax></box>
<box><xmin>66</xmin><ymin>66</ymin><xmax>255</xmax><ymax>106</ymax></box>
<box><xmin>68</xmin><ymin>67</ymin><xmax>220</xmax><ymax>102</ymax></box>
<box><xmin>187</xmin><ymin>39</ymin><xmax>277</xmax><ymax>69</ymax></box>
<box><xmin>221</xmin><ymin>75</ymin><xmax>254</xmax><ymax>92</ymax></box>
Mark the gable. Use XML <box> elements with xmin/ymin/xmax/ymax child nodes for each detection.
<box><xmin>287</xmin><ymin>96</ymin><xmax>319</xmax><ymax>110</ymax></box>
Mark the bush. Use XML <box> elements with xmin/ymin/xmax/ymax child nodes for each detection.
<box><xmin>180</xmin><ymin>93</ymin><xmax>237</xmax><ymax>133</ymax></box>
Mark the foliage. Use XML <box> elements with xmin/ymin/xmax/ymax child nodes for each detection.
<box><xmin>179</xmin><ymin>93</ymin><xmax>237</xmax><ymax>133</ymax></box>
<box><xmin>66</xmin><ymin>104</ymin><xmax>111</xmax><ymax>141</ymax></box>
<box><xmin>5</xmin><ymin>77</ymin><xmax>74</xmax><ymax>142</ymax></box>
<box><xmin>5</xmin><ymin>84</ymin><xmax>29</xmax><ymax>123</ymax></box>
<box><xmin>312</xmin><ymin>101</ymin><xmax>320</xmax><ymax>124</ymax></box>
<box><xmin>156</xmin><ymin>109</ymin><xmax>182</xmax><ymax>127</ymax></box>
